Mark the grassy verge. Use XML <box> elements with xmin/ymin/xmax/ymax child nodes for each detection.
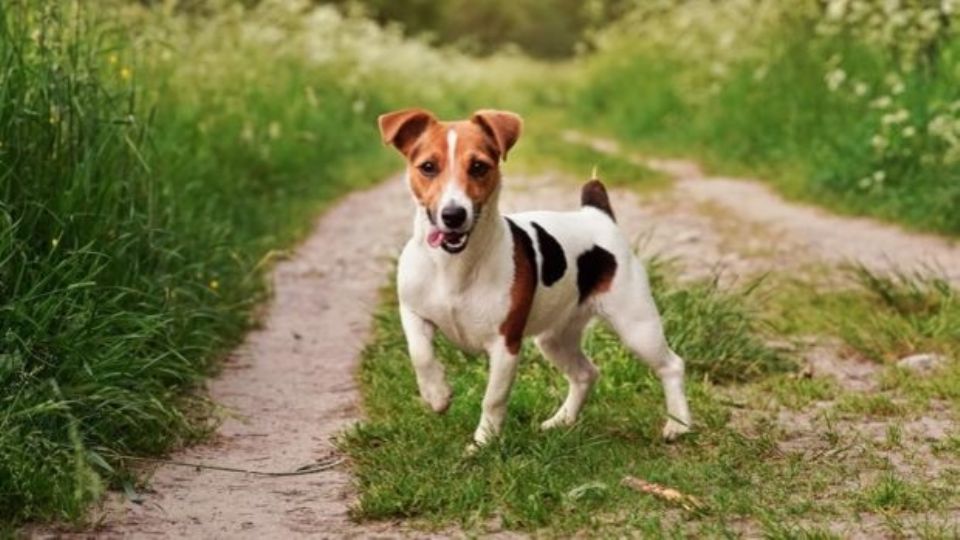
<box><xmin>571</xmin><ymin>2</ymin><xmax>960</xmax><ymax>235</ymax></box>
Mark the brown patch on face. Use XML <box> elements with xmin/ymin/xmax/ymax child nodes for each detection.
<box><xmin>401</xmin><ymin>121</ymin><xmax>503</xmax><ymax>216</ymax></box>
<box><xmin>499</xmin><ymin>219</ymin><xmax>538</xmax><ymax>355</ymax></box>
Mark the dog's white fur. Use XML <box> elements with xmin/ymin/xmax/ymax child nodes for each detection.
<box><xmin>385</xmin><ymin>111</ymin><xmax>692</xmax><ymax>448</ymax></box>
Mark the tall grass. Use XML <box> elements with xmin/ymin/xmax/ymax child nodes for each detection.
<box><xmin>0</xmin><ymin>0</ymin><xmax>537</xmax><ymax>524</ymax></box>
<box><xmin>572</xmin><ymin>1</ymin><xmax>960</xmax><ymax>234</ymax></box>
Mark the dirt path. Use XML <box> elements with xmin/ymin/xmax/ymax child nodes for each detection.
<box><xmin>85</xmin><ymin>136</ymin><xmax>960</xmax><ymax>537</ymax></box>
<box><xmin>563</xmin><ymin>130</ymin><xmax>960</xmax><ymax>285</ymax></box>
<box><xmin>93</xmin><ymin>178</ymin><xmax>414</xmax><ymax>538</ymax></box>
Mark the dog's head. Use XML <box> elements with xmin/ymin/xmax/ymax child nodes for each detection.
<box><xmin>378</xmin><ymin>108</ymin><xmax>522</xmax><ymax>254</ymax></box>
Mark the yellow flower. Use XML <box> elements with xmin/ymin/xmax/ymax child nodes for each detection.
<box><xmin>209</xmin><ymin>279</ymin><xmax>220</xmax><ymax>290</ymax></box>
<box><xmin>109</xmin><ymin>54</ymin><xmax>118</xmax><ymax>65</ymax></box>
<box><xmin>120</xmin><ymin>67</ymin><xmax>132</xmax><ymax>81</ymax></box>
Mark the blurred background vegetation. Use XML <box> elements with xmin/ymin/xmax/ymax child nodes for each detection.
<box><xmin>1</xmin><ymin>0</ymin><xmax>958</xmax><ymax>529</ymax></box>
<box><xmin>140</xmin><ymin>0</ymin><xmax>633</xmax><ymax>57</ymax></box>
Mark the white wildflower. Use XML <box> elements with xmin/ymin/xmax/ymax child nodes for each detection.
<box><xmin>241</xmin><ymin>122</ymin><xmax>255</xmax><ymax>143</ymax></box>
<box><xmin>882</xmin><ymin>109</ymin><xmax>909</xmax><ymax>126</ymax></box>
<box><xmin>903</xmin><ymin>126</ymin><xmax>917</xmax><ymax>138</ymax></box>
<box><xmin>871</xmin><ymin>96</ymin><xmax>893</xmax><ymax>109</ymax></box>
<box><xmin>853</xmin><ymin>81</ymin><xmax>869</xmax><ymax>96</ymax></box>
<box><xmin>825</xmin><ymin>68</ymin><xmax>847</xmax><ymax>91</ymax></box>
<box><xmin>268</xmin><ymin>121</ymin><xmax>281</xmax><ymax>140</ymax></box>
<box><xmin>872</xmin><ymin>134</ymin><xmax>888</xmax><ymax>151</ymax></box>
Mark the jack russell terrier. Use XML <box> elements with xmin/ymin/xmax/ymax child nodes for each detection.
<box><xmin>378</xmin><ymin>108</ymin><xmax>692</xmax><ymax>448</ymax></box>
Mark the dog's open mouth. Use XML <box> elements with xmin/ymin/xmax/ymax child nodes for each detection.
<box><xmin>427</xmin><ymin>228</ymin><xmax>470</xmax><ymax>254</ymax></box>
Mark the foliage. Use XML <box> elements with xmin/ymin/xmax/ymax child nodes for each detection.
<box><xmin>321</xmin><ymin>0</ymin><xmax>632</xmax><ymax>58</ymax></box>
<box><xmin>573</xmin><ymin>0</ymin><xmax>960</xmax><ymax>234</ymax></box>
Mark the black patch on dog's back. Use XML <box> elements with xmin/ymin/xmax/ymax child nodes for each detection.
<box><xmin>531</xmin><ymin>222</ymin><xmax>566</xmax><ymax>287</ymax></box>
<box><xmin>576</xmin><ymin>245</ymin><xmax>618</xmax><ymax>303</ymax></box>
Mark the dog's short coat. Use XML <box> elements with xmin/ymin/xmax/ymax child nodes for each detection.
<box><xmin>378</xmin><ymin>108</ymin><xmax>692</xmax><ymax>447</ymax></box>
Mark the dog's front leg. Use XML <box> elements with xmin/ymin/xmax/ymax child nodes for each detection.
<box><xmin>399</xmin><ymin>304</ymin><xmax>452</xmax><ymax>413</ymax></box>
<box><xmin>473</xmin><ymin>339</ymin><xmax>519</xmax><ymax>447</ymax></box>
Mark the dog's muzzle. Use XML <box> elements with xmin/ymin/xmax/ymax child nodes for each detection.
<box><xmin>426</xmin><ymin>205</ymin><xmax>474</xmax><ymax>254</ymax></box>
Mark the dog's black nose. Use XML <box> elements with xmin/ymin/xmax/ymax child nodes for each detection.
<box><xmin>441</xmin><ymin>205</ymin><xmax>467</xmax><ymax>229</ymax></box>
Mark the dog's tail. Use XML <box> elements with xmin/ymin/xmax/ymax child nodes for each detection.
<box><xmin>581</xmin><ymin>168</ymin><xmax>616</xmax><ymax>222</ymax></box>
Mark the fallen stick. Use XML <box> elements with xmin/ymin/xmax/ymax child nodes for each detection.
<box><xmin>621</xmin><ymin>475</ymin><xmax>706</xmax><ymax>512</ymax></box>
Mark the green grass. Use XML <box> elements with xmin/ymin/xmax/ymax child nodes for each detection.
<box><xmin>767</xmin><ymin>266</ymin><xmax>960</xmax><ymax>364</ymax></box>
<box><xmin>343</xmin><ymin>266</ymin><xmax>811</xmax><ymax>535</ymax></box>
<box><xmin>0</xmin><ymin>0</ymin><xmax>414</xmax><ymax>524</ymax></box>
<box><xmin>344</xmin><ymin>262</ymin><xmax>960</xmax><ymax>535</ymax></box>
<box><xmin>571</xmin><ymin>6</ymin><xmax>960</xmax><ymax>235</ymax></box>
<box><xmin>511</xmin><ymin>112</ymin><xmax>670</xmax><ymax>193</ymax></box>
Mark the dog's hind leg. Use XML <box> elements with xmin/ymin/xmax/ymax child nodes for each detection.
<box><xmin>598</xmin><ymin>261</ymin><xmax>692</xmax><ymax>441</ymax></box>
<box><xmin>399</xmin><ymin>303</ymin><xmax>452</xmax><ymax>414</ymax></box>
<box><xmin>536</xmin><ymin>314</ymin><xmax>598</xmax><ymax>430</ymax></box>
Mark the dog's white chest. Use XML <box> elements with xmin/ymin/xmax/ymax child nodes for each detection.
<box><xmin>397</xmin><ymin>242</ymin><xmax>511</xmax><ymax>353</ymax></box>
<box><xmin>415</xmin><ymin>278</ymin><xmax>506</xmax><ymax>352</ymax></box>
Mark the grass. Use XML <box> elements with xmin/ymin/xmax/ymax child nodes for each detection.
<box><xmin>0</xmin><ymin>0</ymin><xmax>432</xmax><ymax>525</ymax></box>
<box><xmin>344</xmin><ymin>267</ymin><xmax>807</xmax><ymax>535</ymax></box>
<box><xmin>343</xmin><ymin>241</ymin><xmax>960</xmax><ymax>535</ymax></box>
<box><xmin>571</xmin><ymin>4</ymin><xmax>960</xmax><ymax>235</ymax></box>
<box><xmin>510</xmin><ymin>112</ymin><xmax>671</xmax><ymax>193</ymax></box>
<box><xmin>767</xmin><ymin>266</ymin><xmax>960</xmax><ymax>364</ymax></box>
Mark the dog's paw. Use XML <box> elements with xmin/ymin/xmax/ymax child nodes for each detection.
<box><xmin>420</xmin><ymin>381</ymin><xmax>452</xmax><ymax>414</ymax></box>
<box><xmin>540</xmin><ymin>409</ymin><xmax>575</xmax><ymax>431</ymax></box>
<box><xmin>662</xmin><ymin>418</ymin><xmax>691</xmax><ymax>442</ymax></box>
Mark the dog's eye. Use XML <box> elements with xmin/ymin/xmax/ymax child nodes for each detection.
<box><xmin>418</xmin><ymin>161</ymin><xmax>438</xmax><ymax>177</ymax></box>
<box><xmin>468</xmin><ymin>160</ymin><xmax>490</xmax><ymax>178</ymax></box>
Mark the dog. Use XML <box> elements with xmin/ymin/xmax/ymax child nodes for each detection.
<box><xmin>378</xmin><ymin>108</ymin><xmax>692</xmax><ymax>448</ymax></box>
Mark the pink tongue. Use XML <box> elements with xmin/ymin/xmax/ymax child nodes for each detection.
<box><xmin>427</xmin><ymin>228</ymin><xmax>444</xmax><ymax>248</ymax></box>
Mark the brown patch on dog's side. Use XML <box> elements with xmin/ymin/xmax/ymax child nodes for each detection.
<box><xmin>576</xmin><ymin>246</ymin><xmax>617</xmax><ymax>303</ymax></box>
<box><xmin>581</xmin><ymin>179</ymin><xmax>616</xmax><ymax>221</ymax></box>
<box><xmin>500</xmin><ymin>219</ymin><xmax>538</xmax><ymax>354</ymax></box>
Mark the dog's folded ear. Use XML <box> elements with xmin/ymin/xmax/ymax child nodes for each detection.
<box><xmin>471</xmin><ymin>110</ymin><xmax>523</xmax><ymax>161</ymax></box>
<box><xmin>378</xmin><ymin>108</ymin><xmax>437</xmax><ymax>155</ymax></box>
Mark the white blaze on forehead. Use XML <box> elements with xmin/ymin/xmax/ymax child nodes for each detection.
<box><xmin>447</xmin><ymin>128</ymin><xmax>458</xmax><ymax>172</ymax></box>
<box><xmin>438</xmin><ymin>127</ymin><xmax>473</xmax><ymax>228</ymax></box>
